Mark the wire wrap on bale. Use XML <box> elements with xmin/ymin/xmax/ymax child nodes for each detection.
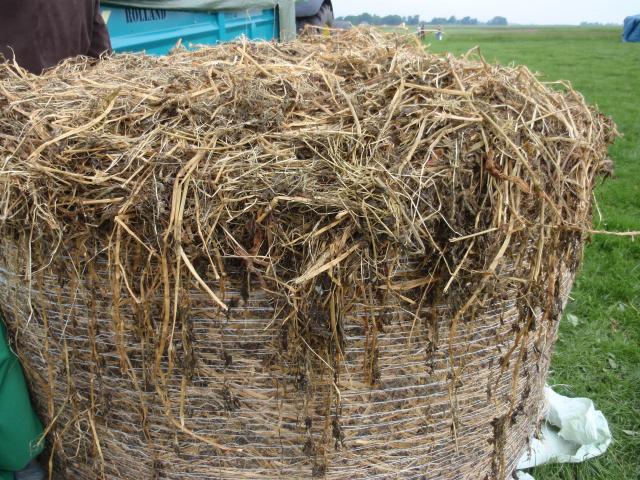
<box><xmin>0</xmin><ymin>30</ymin><xmax>615</xmax><ymax>479</ymax></box>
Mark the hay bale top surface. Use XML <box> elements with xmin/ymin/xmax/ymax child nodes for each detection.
<box><xmin>0</xmin><ymin>29</ymin><xmax>613</xmax><ymax>285</ymax></box>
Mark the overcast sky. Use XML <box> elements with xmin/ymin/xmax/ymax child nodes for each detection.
<box><xmin>333</xmin><ymin>0</ymin><xmax>637</xmax><ymax>25</ymax></box>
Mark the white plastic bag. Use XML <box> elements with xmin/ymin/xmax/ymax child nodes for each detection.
<box><xmin>516</xmin><ymin>386</ymin><xmax>611</xmax><ymax>476</ymax></box>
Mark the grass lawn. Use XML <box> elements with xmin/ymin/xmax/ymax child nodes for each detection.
<box><xmin>426</xmin><ymin>26</ymin><xmax>640</xmax><ymax>480</ymax></box>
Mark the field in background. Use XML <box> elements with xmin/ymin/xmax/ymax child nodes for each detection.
<box><xmin>424</xmin><ymin>26</ymin><xmax>639</xmax><ymax>480</ymax></box>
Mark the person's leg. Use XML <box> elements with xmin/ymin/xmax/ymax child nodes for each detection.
<box><xmin>0</xmin><ymin>321</ymin><xmax>44</xmax><ymax>476</ymax></box>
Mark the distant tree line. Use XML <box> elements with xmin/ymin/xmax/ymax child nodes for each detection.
<box><xmin>336</xmin><ymin>13</ymin><xmax>508</xmax><ymax>27</ymax></box>
<box><xmin>487</xmin><ymin>16</ymin><xmax>508</xmax><ymax>25</ymax></box>
<box><xmin>579</xmin><ymin>21</ymin><xmax>620</xmax><ymax>26</ymax></box>
<box><xmin>335</xmin><ymin>13</ymin><xmax>420</xmax><ymax>26</ymax></box>
<box><xmin>427</xmin><ymin>16</ymin><xmax>479</xmax><ymax>25</ymax></box>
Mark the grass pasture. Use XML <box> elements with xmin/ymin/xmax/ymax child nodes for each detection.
<box><xmin>425</xmin><ymin>26</ymin><xmax>640</xmax><ymax>480</ymax></box>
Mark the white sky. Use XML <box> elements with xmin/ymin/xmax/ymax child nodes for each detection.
<box><xmin>333</xmin><ymin>0</ymin><xmax>637</xmax><ymax>25</ymax></box>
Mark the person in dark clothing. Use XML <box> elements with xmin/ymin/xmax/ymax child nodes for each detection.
<box><xmin>0</xmin><ymin>0</ymin><xmax>111</xmax><ymax>74</ymax></box>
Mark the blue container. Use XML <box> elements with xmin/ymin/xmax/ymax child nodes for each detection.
<box><xmin>101</xmin><ymin>4</ymin><xmax>279</xmax><ymax>55</ymax></box>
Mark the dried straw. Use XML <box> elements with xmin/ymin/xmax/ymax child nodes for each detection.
<box><xmin>0</xmin><ymin>29</ymin><xmax>615</xmax><ymax>479</ymax></box>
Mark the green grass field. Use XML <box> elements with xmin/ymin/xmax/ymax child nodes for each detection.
<box><xmin>426</xmin><ymin>26</ymin><xmax>640</xmax><ymax>480</ymax></box>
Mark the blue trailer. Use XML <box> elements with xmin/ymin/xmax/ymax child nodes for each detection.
<box><xmin>101</xmin><ymin>0</ymin><xmax>334</xmax><ymax>55</ymax></box>
<box><xmin>102</xmin><ymin>6</ymin><xmax>279</xmax><ymax>54</ymax></box>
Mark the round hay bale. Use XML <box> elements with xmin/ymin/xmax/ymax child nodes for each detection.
<box><xmin>0</xmin><ymin>30</ymin><xmax>615</xmax><ymax>479</ymax></box>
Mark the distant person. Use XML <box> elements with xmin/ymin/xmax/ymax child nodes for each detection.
<box><xmin>435</xmin><ymin>26</ymin><xmax>443</xmax><ymax>41</ymax></box>
<box><xmin>0</xmin><ymin>0</ymin><xmax>111</xmax><ymax>74</ymax></box>
<box><xmin>418</xmin><ymin>23</ymin><xmax>426</xmax><ymax>40</ymax></box>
